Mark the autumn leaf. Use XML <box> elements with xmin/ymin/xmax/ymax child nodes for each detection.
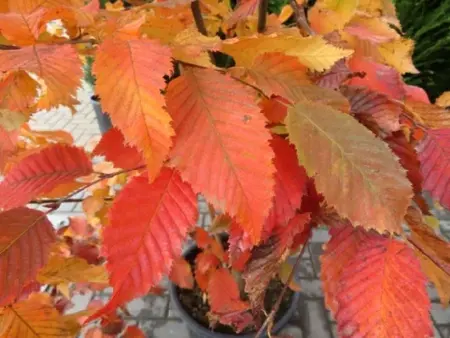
<box><xmin>37</xmin><ymin>255</ymin><xmax>109</xmax><ymax>285</ymax></box>
<box><xmin>0</xmin><ymin>208</ymin><xmax>56</xmax><ymax>306</ymax></box>
<box><xmin>87</xmin><ymin>168</ymin><xmax>197</xmax><ymax>321</ymax></box>
<box><xmin>377</xmin><ymin>38</ymin><xmax>418</xmax><ymax>74</ymax></box>
<box><xmin>436</xmin><ymin>91</ymin><xmax>450</xmax><ymax>108</ymax></box>
<box><xmin>335</xmin><ymin>235</ymin><xmax>432</xmax><ymax>338</ymax></box>
<box><xmin>260</xmin><ymin>96</ymin><xmax>288</xmax><ymax>124</ymax></box>
<box><xmin>0</xmin><ymin>144</ymin><xmax>92</xmax><ymax>210</ymax></box>
<box><xmin>229</xmin><ymin>52</ymin><xmax>310</xmax><ymax>100</ymax></box>
<box><xmin>348</xmin><ymin>57</ymin><xmax>405</xmax><ymax>100</ymax></box>
<box><xmin>312</xmin><ymin>59</ymin><xmax>351</xmax><ymax>90</ymax></box>
<box><xmin>208</xmin><ymin>268</ymin><xmax>249</xmax><ymax>315</ymax></box>
<box><xmin>263</xmin><ymin>136</ymin><xmax>308</xmax><ymax>239</ymax></box>
<box><xmin>227</xmin><ymin>0</ymin><xmax>258</xmax><ymax>27</ymax></box>
<box><xmin>345</xmin><ymin>15</ymin><xmax>399</xmax><ymax>43</ymax></box>
<box><xmin>340</xmin><ymin>85</ymin><xmax>404</xmax><ymax>133</ymax></box>
<box><xmin>405</xmin><ymin>207</ymin><xmax>450</xmax><ymax>307</ymax></box>
<box><xmin>8</xmin><ymin>0</ymin><xmax>85</xmax><ymax>14</ymax></box>
<box><xmin>404</xmin><ymin>99</ymin><xmax>450</xmax><ymax>129</ymax></box>
<box><xmin>309</xmin><ymin>0</ymin><xmax>358</xmax><ymax>34</ymax></box>
<box><xmin>123</xmin><ymin>326</ymin><xmax>146</xmax><ymax>338</ymax></box>
<box><xmin>286</xmin><ymin>101</ymin><xmax>412</xmax><ymax>234</ymax></box>
<box><xmin>0</xmin><ymin>127</ymin><xmax>18</xmax><ymax>172</ymax></box>
<box><xmin>221</xmin><ymin>34</ymin><xmax>353</xmax><ymax>71</ymax></box>
<box><xmin>0</xmin><ymin>293</ymin><xmax>81</xmax><ymax>337</ymax></box>
<box><xmin>0</xmin><ymin>44</ymin><xmax>82</xmax><ymax>111</ymax></box>
<box><xmin>417</xmin><ymin>129</ymin><xmax>450</xmax><ymax>209</ymax></box>
<box><xmin>92</xmin><ymin>127</ymin><xmax>144</xmax><ymax>170</ymax></box>
<box><xmin>244</xmin><ymin>213</ymin><xmax>310</xmax><ymax>310</ymax></box>
<box><xmin>166</xmin><ymin>67</ymin><xmax>275</xmax><ymax>244</ymax></box>
<box><xmin>320</xmin><ymin>223</ymin><xmax>366</xmax><ymax>312</ymax></box>
<box><xmin>385</xmin><ymin>131</ymin><xmax>423</xmax><ymax>195</ymax></box>
<box><xmin>169</xmin><ymin>257</ymin><xmax>194</xmax><ymax>289</ymax></box>
<box><xmin>93</xmin><ymin>38</ymin><xmax>174</xmax><ymax>179</ymax></box>
<box><xmin>0</xmin><ymin>10</ymin><xmax>42</xmax><ymax>45</ymax></box>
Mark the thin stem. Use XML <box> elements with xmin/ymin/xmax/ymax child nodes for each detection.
<box><xmin>254</xmin><ymin>240</ymin><xmax>310</xmax><ymax>338</ymax></box>
<box><xmin>191</xmin><ymin>0</ymin><xmax>208</xmax><ymax>36</ymax></box>
<box><xmin>257</xmin><ymin>0</ymin><xmax>269</xmax><ymax>33</ymax></box>
<box><xmin>29</xmin><ymin>197</ymin><xmax>114</xmax><ymax>204</ymax></box>
<box><xmin>289</xmin><ymin>0</ymin><xmax>315</xmax><ymax>36</ymax></box>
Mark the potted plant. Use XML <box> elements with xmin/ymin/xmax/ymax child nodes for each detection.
<box><xmin>0</xmin><ymin>0</ymin><xmax>448</xmax><ymax>337</ymax></box>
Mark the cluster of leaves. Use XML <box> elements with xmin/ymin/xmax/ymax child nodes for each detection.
<box><xmin>0</xmin><ymin>0</ymin><xmax>449</xmax><ymax>337</ymax></box>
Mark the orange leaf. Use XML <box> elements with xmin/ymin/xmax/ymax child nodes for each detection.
<box><xmin>417</xmin><ymin>129</ymin><xmax>450</xmax><ymax>209</ymax></box>
<box><xmin>207</xmin><ymin>268</ymin><xmax>249</xmax><ymax>315</ymax></box>
<box><xmin>82</xmin><ymin>195</ymin><xmax>105</xmax><ymax>217</ymax></box>
<box><xmin>0</xmin><ymin>70</ymin><xmax>37</xmax><ymax>116</ymax></box>
<box><xmin>0</xmin><ymin>144</ymin><xmax>92</xmax><ymax>210</ymax></box>
<box><xmin>93</xmin><ymin>38</ymin><xmax>173</xmax><ymax>179</ymax></box>
<box><xmin>0</xmin><ymin>208</ymin><xmax>55</xmax><ymax>306</ymax></box>
<box><xmin>260</xmin><ymin>96</ymin><xmax>288</xmax><ymax>124</ymax></box>
<box><xmin>92</xmin><ymin>127</ymin><xmax>144</xmax><ymax>170</ymax></box>
<box><xmin>170</xmin><ymin>257</ymin><xmax>194</xmax><ymax>289</ymax></box>
<box><xmin>229</xmin><ymin>52</ymin><xmax>310</xmax><ymax>101</ymax></box>
<box><xmin>0</xmin><ymin>10</ymin><xmax>42</xmax><ymax>45</ymax></box>
<box><xmin>196</xmin><ymin>251</ymin><xmax>220</xmax><ymax>275</ymax></box>
<box><xmin>0</xmin><ymin>127</ymin><xmax>19</xmax><ymax>172</ymax></box>
<box><xmin>227</xmin><ymin>0</ymin><xmax>258</xmax><ymax>27</ymax></box>
<box><xmin>404</xmin><ymin>99</ymin><xmax>450</xmax><ymax>129</ymax></box>
<box><xmin>0</xmin><ymin>293</ymin><xmax>80</xmax><ymax>337</ymax></box>
<box><xmin>436</xmin><ymin>91</ymin><xmax>450</xmax><ymax>107</ymax></box>
<box><xmin>405</xmin><ymin>207</ymin><xmax>450</xmax><ymax>306</ymax></box>
<box><xmin>0</xmin><ymin>44</ymin><xmax>82</xmax><ymax>111</ymax></box>
<box><xmin>88</xmin><ymin>168</ymin><xmax>197</xmax><ymax>321</ymax></box>
<box><xmin>335</xmin><ymin>235</ymin><xmax>432</xmax><ymax>338</ymax></box>
<box><xmin>166</xmin><ymin>67</ymin><xmax>275</xmax><ymax>244</ymax></box>
<box><xmin>286</xmin><ymin>101</ymin><xmax>412</xmax><ymax>234</ymax></box>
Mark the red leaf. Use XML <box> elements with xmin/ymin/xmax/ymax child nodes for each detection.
<box><xmin>0</xmin><ymin>208</ymin><xmax>56</xmax><ymax>306</ymax></box>
<box><xmin>166</xmin><ymin>67</ymin><xmax>275</xmax><ymax>244</ymax></box>
<box><xmin>340</xmin><ymin>85</ymin><xmax>403</xmax><ymax>133</ymax></box>
<box><xmin>335</xmin><ymin>235</ymin><xmax>432</xmax><ymax>337</ymax></box>
<box><xmin>260</xmin><ymin>96</ymin><xmax>288</xmax><ymax>124</ymax></box>
<box><xmin>170</xmin><ymin>257</ymin><xmax>194</xmax><ymax>289</ymax></box>
<box><xmin>123</xmin><ymin>326</ymin><xmax>146</xmax><ymax>338</ymax></box>
<box><xmin>263</xmin><ymin>136</ymin><xmax>308</xmax><ymax>240</ymax></box>
<box><xmin>386</xmin><ymin>131</ymin><xmax>422</xmax><ymax>194</ymax></box>
<box><xmin>228</xmin><ymin>220</ymin><xmax>253</xmax><ymax>270</ymax></box>
<box><xmin>0</xmin><ymin>144</ymin><xmax>92</xmax><ymax>210</ymax></box>
<box><xmin>417</xmin><ymin>129</ymin><xmax>450</xmax><ymax>209</ymax></box>
<box><xmin>207</xmin><ymin>268</ymin><xmax>249</xmax><ymax>315</ymax></box>
<box><xmin>404</xmin><ymin>84</ymin><xmax>430</xmax><ymax>104</ymax></box>
<box><xmin>196</xmin><ymin>252</ymin><xmax>220</xmax><ymax>275</ymax></box>
<box><xmin>348</xmin><ymin>57</ymin><xmax>405</xmax><ymax>100</ymax></box>
<box><xmin>93</xmin><ymin>127</ymin><xmax>144</xmax><ymax>169</ymax></box>
<box><xmin>88</xmin><ymin>168</ymin><xmax>197</xmax><ymax>321</ymax></box>
<box><xmin>320</xmin><ymin>223</ymin><xmax>367</xmax><ymax>313</ymax></box>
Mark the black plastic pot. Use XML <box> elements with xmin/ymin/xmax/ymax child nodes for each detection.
<box><xmin>91</xmin><ymin>95</ymin><xmax>112</xmax><ymax>135</ymax></box>
<box><xmin>169</xmin><ymin>244</ymin><xmax>302</xmax><ymax>338</ymax></box>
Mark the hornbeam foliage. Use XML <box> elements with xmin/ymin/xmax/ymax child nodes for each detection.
<box><xmin>0</xmin><ymin>0</ymin><xmax>447</xmax><ymax>336</ymax></box>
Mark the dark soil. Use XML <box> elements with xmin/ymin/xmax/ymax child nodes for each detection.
<box><xmin>176</xmin><ymin>246</ymin><xmax>294</xmax><ymax>335</ymax></box>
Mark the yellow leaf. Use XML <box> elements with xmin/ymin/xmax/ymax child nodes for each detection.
<box><xmin>309</xmin><ymin>0</ymin><xmax>358</xmax><ymax>34</ymax></box>
<box><xmin>286</xmin><ymin>101</ymin><xmax>412</xmax><ymax>234</ymax></box>
<box><xmin>278</xmin><ymin>5</ymin><xmax>293</xmax><ymax>23</ymax></box>
<box><xmin>0</xmin><ymin>293</ymin><xmax>80</xmax><ymax>338</ymax></box>
<box><xmin>141</xmin><ymin>15</ymin><xmax>189</xmax><ymax>44</ymax></box>
<box><xmin>222</xmin><ymin>34</ymin><xmax>353</xmax><ymax>72</ymax></box>
<box><xmin>57</xmin><ymin>283</ymin><xmax>71</xmax><ymax>299</ymax></box>
<box><xmin>378</xmin><ymin>38</ymin><xmax>419</xmax><ymax>74</ymax></box>
<box><xmin>37</xmin><ymin>255</ymin><xmax>109</xmax><ymax>285</ymax></box>
<box><xmin>436</xmin><ymin>92</ymin><xmax>450</xmax><ymax>107</ymax></box>
<box><xmin>424</xmin><ymin>215</ymin><xmax>440</xmax><ymax>230</ymax></box>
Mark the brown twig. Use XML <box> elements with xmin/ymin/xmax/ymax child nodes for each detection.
<box><xmin>29</xmin><ymin>197</ymin><xmax>114</xmax><ymax>204</ymax></box>
<box><xmin>289</xmin><ymin>0</ymin><xmax>315</xmax><ymax>36</ymax></box>
<box><xmin>257</xmin><ymin>0</ymin><xmax>269</xmax><ymax>33</ymax></box>
<box><xmin>254</xmin><ymin>240</ymin><xmax>310</xmax><ymax>338</ymax></box>
<box><xmin>191</xmin><ymin>0</ymin><xmax>208</xmax><ymax>36</ymax></box>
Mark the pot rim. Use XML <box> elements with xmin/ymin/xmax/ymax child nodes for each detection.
<box><xmin>168</xmin><ymin>242</ymin><xmax>302</xmax><ymax>338</ymax></box>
